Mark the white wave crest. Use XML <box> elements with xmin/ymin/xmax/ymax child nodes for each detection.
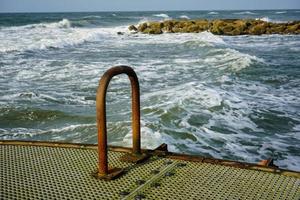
<box><xmin>0</xmin><ymin>124</ymin><xmax>95</xmax><ymax>140</ymax></box>
<box><xmin>234</xmin><ymin>11</ymin><xmax>256</xmax><ymax>15</ymax></box>
<box><xmin>137</xmin><ymin>18</ymin><xmax>151</xmax><ymax>25</ymax></box>
<box><xmin>120</xmin><ymin>125</ymin><xmax>178</xmax><ymax>151</ymax></box>
<box><xmin>203</xmin><ymin>48</ymin><xmax>264</xmax><ymax>71</ymax></box>
<box><xmin>83</xmin><ymin>15</ymin><xmax>102</xmax><ymax>19</ymax></box>
<box><xmin>256</xmin><ymin>17</ymin><xmax>287</xmax><ymax>23</ymax></box>
<box><xmin>53</xmin><ymin>18</ymin><xmax>71</xmax><ymax>28</ymax></box>
<box><xmin>208</xmin><ymin>12</ymin><xmax>218</xmax><ymax>15</ymax></box>
<box><xmin>25</xmin><ymin>19</ymin><xmax>72</xmax><ymax>29</ymax></box>
<box><xmin>196</xmin><ymin>31</ymin><xmax>226</xmax><ymax>44</ymax></box>
<box><xmin>257</xmin><ymin>17</ymin><xmax>271</xmax><ymax>22</ymax></box>
<box><xmin>0</xmin><ymin>20</ymin><xmax>128</xmax><ymax>53</ymax></box>
<box><xmin>153</xmin><ymin>13</ymin><xmax>170</xmax><ymax>18</ymax></box>
<box><xmin>142</xmin><ymin>82</ymin><xmax>223</xmax><ymax>110</ymax></box>
<box><xmin>179</xmin><ymin>15</ymin><xmax>190</xmax><ymax>19</ymax></box>
<box><xmin>275</xmin><ymin>11</ymin><xmax>287</xmax><ymax>14</ymax></box>
<box><xmin>171</xmin><ymin>47</ymin><xmax>260</xmax><ymax>72</ymax></box>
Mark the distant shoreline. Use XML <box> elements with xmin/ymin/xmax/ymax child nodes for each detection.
<box><xmin>129</xmin><ymin>19</ymin><xmax>300</xmax><ymax>35</ymax></box>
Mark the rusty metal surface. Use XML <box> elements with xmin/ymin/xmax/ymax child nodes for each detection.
<box><xmin>1</xmin><ymin>140</ymin><xmax>300</xmax><ymax>179</ymax></box>
<box><xmin>96</xmin><ymin>66</ymin><xmax>147</xmax><ymax>179</ymax></box>
<box><xmin>1</xmin><ymin>141</ymin><xmax>300</xmax><ymax>200</ymax></box>
<box><xmin>139</xmin><ymin>160</ymin><xmax>300</xmax><ymax>200</ymax></box>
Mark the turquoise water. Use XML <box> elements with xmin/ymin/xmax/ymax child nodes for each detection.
<box><xmin>0</xmin><ymin>10</ymin><xmax>299</xmax><ymax>170</ymax></box>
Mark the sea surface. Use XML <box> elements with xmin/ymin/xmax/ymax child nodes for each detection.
<box><xmin>0</xmin><ymin>10</ymin><xmax>299</xmax><ymax>171</ymax></box>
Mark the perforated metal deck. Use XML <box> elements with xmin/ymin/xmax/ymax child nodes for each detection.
<box><xmin>1</xmin><ymin>141</ymin><xmax>300</xmax><ymax>200</ymax></box>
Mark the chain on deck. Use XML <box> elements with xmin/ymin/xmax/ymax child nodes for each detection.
<box><xmin>1</xmin><ymin>144</ymin><xmax>300</xmax><ymax>200</ymax></box>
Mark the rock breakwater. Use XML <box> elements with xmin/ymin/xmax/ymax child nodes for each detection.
<box><xmin>129</xmin><ymin>19</ymin><xmax>300</xmax><ymax>35</ymax></box>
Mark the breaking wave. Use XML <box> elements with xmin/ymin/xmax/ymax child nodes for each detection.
<box><xmin>179</xmin><ymin>15</ymin><xmax>190</xmax><ymax>19</ymax></box>
<box><xmin>83</xmin><ymin>15</ymin><xmax>102</xmax><ymax>19</ymax></box>
<box><xmin>153</xmin><ymin>13</ymin><xmax>170</xmax><ymax>18</ymax></box>
<box><xmin>234</xmin><ymin>11</ymin><xmax>256</xmax><ymax>15</ymax></box>
<box><xmin>275</xmin><ymin>11</ymin><xmax>287</xmax><ymax>14</ymax></box>
<box><xmin>0</xmin><ymin>124</ymin><xmax>96</xmax><ymax>141</ymax></box>
<box><xmin>0</xmin><ymin>19</ymin><xmax>127</xmax><ymax>53</ymax></box>
<box><xmin>256</xmin><ymin>17</ymin><xmax>287</xmax><ymax>23</ymax></box>
<box><xmin>202</xmin><ymin>48</ymin><xmax>264</xmax><ymax>71</ymax></box>
<box><xmin>12</xmin><ymin>18</ymin><xmax>72</xmax><ymax>30</ymax></box>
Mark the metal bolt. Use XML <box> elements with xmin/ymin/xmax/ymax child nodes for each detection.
<box><xmin>151</xmin><ymin>169</ymin><xmax>160</xmax><ymax>174</ymax></box>
<box><xmin>151</xmin><ymin>182</ymin><xmax>161</xmax><ymax>188</ymax></box>
<box><xmin>134</xmin><ymin>194</ymin><xmax>145</xmax><ymax>200</ymax></box>
<box><xmin>164</xmin><ymin>160</ymin><xmax>173</xmax><ymax>165</ymax></box>
<box><xmin>136</xmin><ymin>179</ymin><xmax>146</xmax><ymax>185</ymax></box>
<box><xmin>165</xmin><ymin>171</ymin><xmax>175</xmax><ymax>177</ymax></box>
<box><xmin>119</xmin><ymin>191</ymin><xmax>129</xmax><ymax>196</ymax></box>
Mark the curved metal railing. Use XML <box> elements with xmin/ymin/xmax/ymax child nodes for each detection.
<box><xmin>94</xmin><ymin>66</ymin><xmax>147</xmax><ymax>180</ymax></box>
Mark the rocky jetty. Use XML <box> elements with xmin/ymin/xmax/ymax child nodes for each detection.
<box><xmin>128</xmin><ymin>19</ymin><xmax>300</xmax><ymax>35</ymax></box>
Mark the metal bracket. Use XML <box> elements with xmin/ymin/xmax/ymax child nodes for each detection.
<box><xmin>153</xmin><ymin>143</ymin><xmax>168</xmax><ymax>156</ymax></box>
<box><xmin>258</xmin><ymin>158</ymin><xmax>278</xmax><ymax>167</ymax></box>
<box><xmin>120</xmin><ymin>143</ymin><xmax>168</xmax><ymax>163</ymax></box>
<box><xmin>92</xmin><ymin>167</ymin><xmax>124</xmax><ymax>180</ymax></box>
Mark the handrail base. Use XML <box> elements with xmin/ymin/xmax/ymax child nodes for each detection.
<box><xmin>92</xmin><ymin>167</ymin><xmax>124</xmax><ymax>180</ymax></box>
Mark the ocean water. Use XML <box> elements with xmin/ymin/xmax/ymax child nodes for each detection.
<box><xmin>0</xmin><ymin>10</ymin><xmax>299</xmax><ymax>171</ymax></box>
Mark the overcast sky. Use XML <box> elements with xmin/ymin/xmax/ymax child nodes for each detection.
<box><xmin>0</xmin><ymin>0</ymin><xmax>299</xmax><ymax>13</ymax></box>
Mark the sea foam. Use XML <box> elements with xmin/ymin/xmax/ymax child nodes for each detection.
<box><xmin>234</xmin><ymin>11</ymin><xmax>256</xmax><ymax>15</ymax></box>
<box><xmin>0</xmin><ymin>19</ymin><xmax>127</xmax><ymax>53</ymax></box>
<box><xmin>153</xmin><ymin>13</ymin><xmax>170</xmax><ymax>18</ymax></box>
<box><xmin>275</xmin><ymin>11</ymin><xmax>287</xmax><ymax>14</ymax></box>
<box><xmin>179</xmin><ymin>15</ymin><xmax>190</xmax><ymax>19</ymax></box>
<box><xmin>256</xmin><ymin>17</ymin><xmax>287</xmax><ymax>23</ymax></box>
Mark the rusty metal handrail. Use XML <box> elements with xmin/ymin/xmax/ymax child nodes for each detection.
<box><xmin>94</xmin><ymin>66</ymin><xmax>145</xmax><ymax>180</ymax></box>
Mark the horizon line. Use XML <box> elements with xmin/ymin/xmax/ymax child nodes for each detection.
<box><xmin>1</xmin><ymin>8</ymin><xmax>300</xmax><ymax>14</ymax></box>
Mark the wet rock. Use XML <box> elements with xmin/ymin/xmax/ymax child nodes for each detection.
<box><xmin>130</xmin><ymin>19</ymin><xmax>300</xmax><ymax>35</ymax></box>
<box><xmin>138</xmin><ymin>23</ymin><xmax>148</xmax><ymax>32</ymax></box>
<box><xmin>194</xmin><ymin>19</ymin><xmax>210</xmax><ymax>31</ymax></box>
<box><xmin>210</xmin><ymin>19</ymin><xmax>227</xmax><ymax>35</ymax></box>
<box><xmin>230</xmin><ymin>20</ymin><xmax>248</xmax><ymax>35</ymax></box>
<box><xmin>162</xmin><ymin>20</ymin><xmax>174</xmax><ymax>32</ymax></box>
<box><xmin>285</xmin><ymin>23</ymin><xmax>300</xmax><ymax>34</ymax></box>
<box><xmin>248</xmin><ymin>21</ymin><xmax>269</xmax><ymax>35</ymax></box>
<box><xmin>186</xmin><ymin>25</ymin><xmax>201</xmax><ymax>33</ymax></box>
<box><xmin>146</xmin><ymin>22</ymin><xmax>163</xmax><ymax>34</ymax></box>
<box><xmin>210</xmin><ymin>19</ymin><xmax>248</xmax><ymax>35</ymax></box>
<box><xmin>143</xmin><ymin>28</ymin><xmax>162</xmax><ymax>34</ymax></box>
<box><xmin>266</xmin><ymin>24</ymin><xmax>286</xmax><ymax>34</ymax></box>
<box><xmin>128</xmin><ymin>25</ymin><xmax>138</xmax><ymax>32</ymax></box>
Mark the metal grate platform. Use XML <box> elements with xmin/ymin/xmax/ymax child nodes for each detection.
<box><xmin>1</xmin><ymin>141</ymin><xmax>300</xmax><ymax>200</ymax></box>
